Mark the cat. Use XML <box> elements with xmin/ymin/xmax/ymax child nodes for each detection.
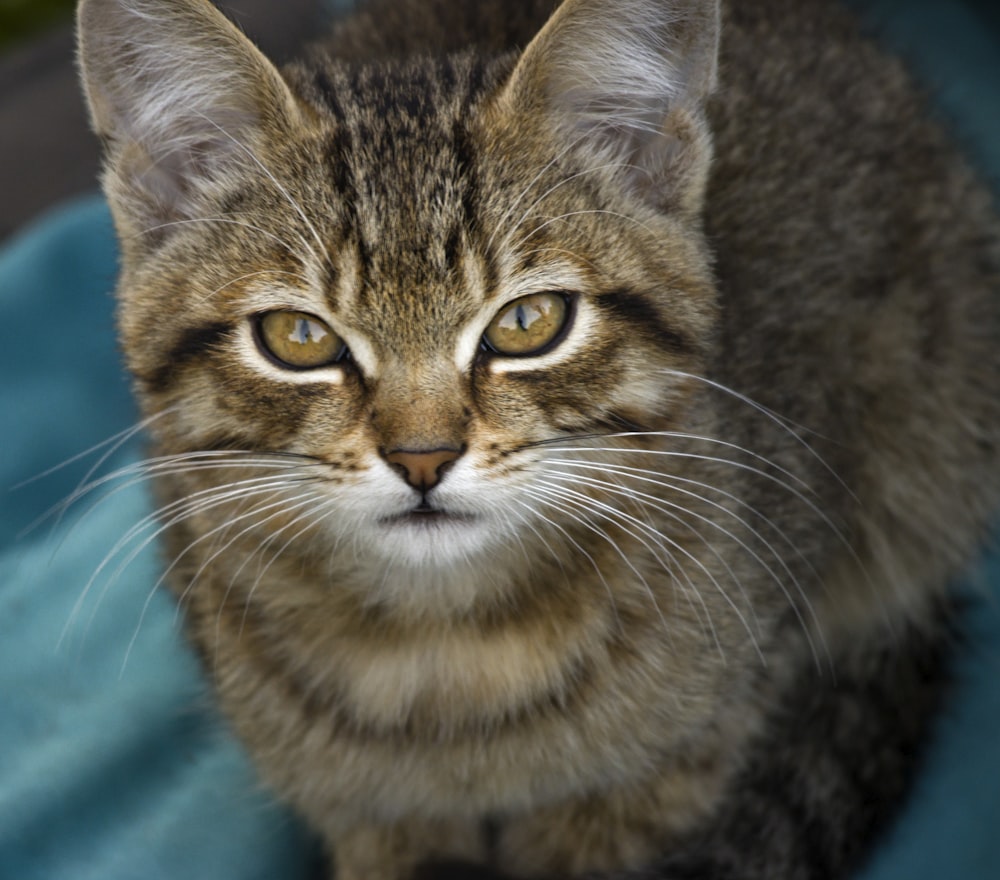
<box><xmin>76</xmin><ymin>0</ymin><xmax>1000</xmax><ymax>877</ymax></box>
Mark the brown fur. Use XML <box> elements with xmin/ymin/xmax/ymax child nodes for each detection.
<box><xmin>77</xmin><ymin>0</ymin><xmax>1000</xmax><ymax>877</ymax></box>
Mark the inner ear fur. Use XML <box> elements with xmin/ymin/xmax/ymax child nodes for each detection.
<box><xmin>499</xmin><ymin>0</ymin><xmax>720</xmax><ymax>216</ymax></box>
<box><xmin>77</xmin><ymin>0</ymin><xmax>303</xmax><ymax>230</ymax></box>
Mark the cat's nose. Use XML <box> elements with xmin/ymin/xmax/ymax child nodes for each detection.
<box><xmin>384</xmin><ymin>447</ymin><xmax>462</xmax><ymax>491</ymax></box>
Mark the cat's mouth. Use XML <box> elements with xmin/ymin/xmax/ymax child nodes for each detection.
<box><xmin>383</xmin><ymin>504</ymin><xmax>476</xmax><ymax>528</ymax></box>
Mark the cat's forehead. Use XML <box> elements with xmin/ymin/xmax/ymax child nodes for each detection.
<box><xmin>285</xmin><ymin>55</ymin><xmax>514</xmax><ymax>347</ymax></box>
<box><xmin>298</xmin><ymin>53</ymin><xmax>501</xmax><ymax>214</ymax></box>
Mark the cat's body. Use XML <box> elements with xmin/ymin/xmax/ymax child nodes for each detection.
<box><xmin>76</xmin><ymin>0</ymin><xmax>1000</xmax><ymax>878</ymax></box>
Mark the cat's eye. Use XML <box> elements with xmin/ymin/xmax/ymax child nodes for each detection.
<box><xmin>254</xmin><ymin>311</ymin><xmax>347</xmax><ymax>369</ymax></box>
<box><xmin>483</xmin><ymin>292</ymin><xmax>571</xmax><ymax>357</ymax></box>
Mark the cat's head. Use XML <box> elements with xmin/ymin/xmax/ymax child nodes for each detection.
<box><xmin>77</xmin><ymin>0</ymin><xmax>721</xmax><ymax>606</ymax></box>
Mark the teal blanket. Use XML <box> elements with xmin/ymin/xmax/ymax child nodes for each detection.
<box><xmin>2</xmin><ymin>1</ymin><xmax>999</xmax><ymax>876</ymax></box>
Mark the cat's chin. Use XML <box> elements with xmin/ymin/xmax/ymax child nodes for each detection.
<box><xmin>368</xmin><ymin>507</ymin><xmax>499</xmax><ymax>570</ymax></box>
<box><xmin>336</xmin><ymin>510</ymin><xmax>515</xmax><ymax>615</ymax></box>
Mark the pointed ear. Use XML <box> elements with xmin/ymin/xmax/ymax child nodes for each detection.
<box><xmin>502</xmin><ymin>0</ymin><xmax>719</xmax><ymax>217</ymax></box>
<box><xmin>77</xmin><ymin>0</ymin><xmax>303</xmax><ymax>233</ymax></box>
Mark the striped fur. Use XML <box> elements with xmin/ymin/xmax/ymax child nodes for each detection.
<box><xmin>77</xmin><ymin>0</ymin><xmax>1000</xmax><ymax>877</ymax></box>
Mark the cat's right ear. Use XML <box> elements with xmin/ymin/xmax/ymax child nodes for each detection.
<box><xmin>498</xmin><ymin>0</ymin><xmax>720</xmax><ymax>218</ymax></box>
<box><xmin>77</xmin><ymin>0</ymin><xmax>303</xmax><ymax>236</ymax></box>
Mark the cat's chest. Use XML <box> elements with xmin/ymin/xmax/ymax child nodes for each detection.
<box><xmin>186</xmin><ymin>530</ymin><xmax>735</xmax><ymax>740</ymax></box>
<box><xmin>184</xmin><ymin>531</ymin><xmax>753</xmax><ymax>816</ymax></box>
<box><xmin>276</xmin><ymin>599</ymin><xmax>613</xmax><ymax>734</ymax></box>
<box><xmin>186</xmin><ymin>545</ymin><xmax>601</xmax><ymax>730</ymax></box>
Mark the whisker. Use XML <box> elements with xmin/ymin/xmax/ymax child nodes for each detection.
<box><xmin>236</xmin><ymin>496</ymin><xmax>342</xmax><ymax>639</ymax></box>
<box><xmin>550</xmin><ymin>456</ymin><xmax>830</xmax><ymax>612</ymax></box>
<box><xmin>530</xmin><ymin>431</ymin><xmax>815</xmax><ymax>495</ymax></box>
<box><xmin>543</xmin><ymin>464</ymin><xmax>757</xmax><ymax>618</ymax></box>
<box><xmin>659</xmin><ymin>368</ymin><xmax>857</xmax><ymax>502</ymax></box>
<box><xmin>530</xmin><ymin>479</ymin><xmax>735</xmax><ymax>661</ymax></box>
<box><xmin>31</xmin><ymin>451</ymin><xmax>321</xmax><ymax>549</ymax></box>
<box><xmin>133</xmin><ymin>216</ymin><xmax>303</xmax><ymax>255</ymax></box>
<box><xmin>63</xmin><ymin>471</ymin><xmax>322</xmax><ymax>649</ymax></box>
<box><xmin>123</xmin><ymin>487</ymin><xmax>329</xmax><ymax>674</ymax></box>
<box><xmin>537</xmin><ymin>439</ymin><xmax>848</xmax><ymax>550</ymax></box>
<box><xmin>484</xmin><ymin>128</ymin><xmax>595</xmax><ymax>256</ymax></box>
<box><xmin>169</xmin><ymin>485</ymin><xmax>328</xmax><ymax>618</ymax></box>
<box><xmin>522</xmin><ymin>483</ymin><xmax>687</xmax><ymax>649</ymax></box>
<box><xmin>552</xmin><ymin>460</ymin><xmax>799</xmax><ymax>551</ymax></box>
<box><xmin>510</xmin><ymin>495</ymin><xmax>624</xmax><ymax>637</ymax></box>
<box><xmin>72</xmin><ymin>487</ymin><xmax>278</xmax><ymax>638</ymax></box>
<box><xmin>509</xmin><ymin>208</ymin><xmax>657</xmax><ymax>255</ymax></box>
<box><xmin>542</xmin><ymin>469</ymin><xmax>819</xmax><ymax>667</ymax></box>
<box><xmin>498</xmin><ymin>160</ymin><xmax>646</xmax><ymax>255</ymax></box>
<box><xmin>125</xmin><ymin>488</ymin><xmax>320</xmax><ymax>674</ymax></box>
<box><xmin>499</xmin><ymin>501</ymin><xmax>568</xmax><ymax>584</ymax></box>
<box><xmin>16</xmin><ymin>411</ymin><xmax>175</xmax><ymax>551</ymax></box>
<box><xmin>196</xmin><ymin>268</ymin><xmax>310</xmax><ymax>303</ymax></box>
<box><xmin>52</xmin><ymin>449</ymin><xmax>320</xmax><ymax>511</ymax></box>
<box><xmin>512</xmin><ymin>244</ymin><xmax>604</xmax><ymax>277</ymax></box>
<box><xmin>11</xmin><ymin>408</ymin><xmax>173</xmax><ymax>492</ymax></box>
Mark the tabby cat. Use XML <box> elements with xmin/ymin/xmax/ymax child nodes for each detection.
<box><xmin>76</xmin><ymin>0</ymin><xmax>1000</xmax><ymax>877</ymax></box>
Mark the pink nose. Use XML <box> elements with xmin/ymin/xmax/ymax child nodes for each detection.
<box><xmin>384</xmin><ymin>447</ymin><xmax>462</xmax><ymax>491</ymax></box>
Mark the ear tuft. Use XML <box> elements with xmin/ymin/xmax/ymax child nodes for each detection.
<box><xmin>503</xmin><ymin>0</ymin><xmax>720</xmax><ymax>215</ymax></box>
<box><xmin>77</xmin><ymin>0</ymin><xmax>301</xmax><ymax>232</ymax></box>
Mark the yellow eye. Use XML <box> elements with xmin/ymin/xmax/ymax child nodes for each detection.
<box><xmin>483</xmin><ymin>292</ymin><xmax>571</xmax><ymax>357</ymax></box>
<box><xmin>255</xmin><ymin>311</ymin><xmax>346</xmax><ymax>369</ymax></box>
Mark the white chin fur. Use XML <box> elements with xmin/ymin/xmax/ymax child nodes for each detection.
<box><xmin>343</xmin><ymin>516</ymin><xmax>515</xmax><ymax>617</ymax></box>
<box><xmin>366</xmin><ymin>514</ymin><xmax>500</xmax><ymax>569</ymax></box>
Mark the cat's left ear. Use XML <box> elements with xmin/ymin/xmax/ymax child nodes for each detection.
<box><xmin>500</xmin><ymin>0</ymin><xmax>719</xmax><ymax>217</ymax></box>
<box><xmin>77</xmin><ymin>0</ymin><xmax>304</xmax><ymax>234</ymax></box>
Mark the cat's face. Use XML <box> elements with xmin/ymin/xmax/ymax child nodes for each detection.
<box><xmin>80</xmin><ymin>0</ymin><xmax>719</xmax><ymax>600</ymax></box>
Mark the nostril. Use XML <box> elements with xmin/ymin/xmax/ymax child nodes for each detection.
<box><xmin>384</xmin><ymin>447</ymin><xmax>462</xmax><ymax>491</ymax></box>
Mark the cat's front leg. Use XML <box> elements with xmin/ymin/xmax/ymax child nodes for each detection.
<box><xmin>332</xmin><ymin>817</ymin><xmax>489</xmax><ymax>880</ymax></box>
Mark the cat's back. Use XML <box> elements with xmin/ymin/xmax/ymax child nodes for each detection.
<box><xmin>707</xmin><ymin>0</ymin><xmax>999</xmax><ymax>317</ymax></box>
<box><xmin>705</xmin><ymin>0</ymin><xmax>1000</xmax><ymax>620</ymax></box>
